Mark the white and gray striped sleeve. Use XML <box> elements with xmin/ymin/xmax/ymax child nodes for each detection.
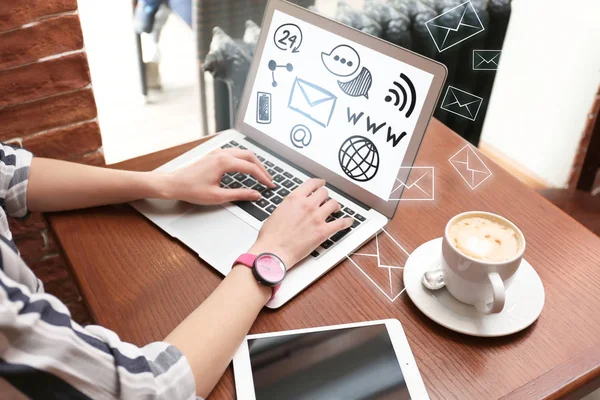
<box><xmin>0</xmin><ymin>144</ymin><xmax>33</xmax><ymax>218</ymax></box>
<box><xmin>0</xmin><ymin>239</ymin><xmax>199</xmax><ymax>399</ymax></box>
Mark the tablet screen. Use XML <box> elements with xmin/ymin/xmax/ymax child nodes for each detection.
<box><xmin>248</xmin><ymin>324</ymin><xmax>410</xmax><ymax>399</ymax></box>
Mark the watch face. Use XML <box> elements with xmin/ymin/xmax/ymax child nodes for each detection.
<box><xmin>255</xmin><ymin>253</ymin><xmax>286</xmax><ymax>285</ymax></box>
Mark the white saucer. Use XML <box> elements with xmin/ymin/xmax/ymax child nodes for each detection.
<box><xmin>404</xmin><ymin>238</ymin><xmax>545</xmax><ymax>337</ymax></box>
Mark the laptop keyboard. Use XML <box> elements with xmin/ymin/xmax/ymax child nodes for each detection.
<box><xmin>219</xmin><ymin>140</ymin><xmax>367</xmax><ymax>258</ymax></box>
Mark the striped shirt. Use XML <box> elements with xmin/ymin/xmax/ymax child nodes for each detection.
<box><xmin>0</xmin><ymin>144</ymin><xmax>198</xmax><ymax>399</ymax></box>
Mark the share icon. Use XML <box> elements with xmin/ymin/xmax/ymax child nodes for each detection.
<box><xmin>268</xmin><ymin>59</ymin><xmax>293</xmax><ymax>87</ymax></box>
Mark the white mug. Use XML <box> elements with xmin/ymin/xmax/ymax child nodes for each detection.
<box><xmin>441</xmin><ymin>211</ymin><xmax>526</xmax><ymax>314</ymax></box>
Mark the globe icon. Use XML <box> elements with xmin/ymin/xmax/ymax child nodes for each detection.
<box><xmin>338</xmin><ymin>136</ymin><xmax>379</xmax><ymax>182</ymax></box>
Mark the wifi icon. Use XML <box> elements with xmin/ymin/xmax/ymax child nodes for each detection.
<box><xmin>385</xmin><ymin>73</ymin><xmax>416</xmax><ymax>118</ymax></box>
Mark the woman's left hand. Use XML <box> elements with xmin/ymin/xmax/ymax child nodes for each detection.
<box><xmin>158</xmin><ymin>148</ymin><xmax>275</xmax><ymax>205</ymax></box>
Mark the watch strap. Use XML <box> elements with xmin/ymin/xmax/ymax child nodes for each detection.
<box><xmin>234</xmin><ymin>253</ymin><xmax>257</xmax><ymax>268</ymax></box>
<box><xmin>233</xmin><ymin>253</ymin><xmax>281</xmax><ymax>300</ymax></box>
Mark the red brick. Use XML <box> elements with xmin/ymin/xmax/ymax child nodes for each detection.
<box><xmin>0</xmin><ymin>15</ymin><xmax>83</xmax><ymax>70</ymax></box>
<box><xmin>0</xmin><ymin>53</ymin><xmax>90</xmax><ymax>108</ymax></box>
<box><xmin>70</xmin><ymin>149</ymin><xmax>106</xmax><ymax>167</ymax></box>
<box><xmin>0</xmin><ymin>0</ymin><xmax>77</xmax><ymax>32</ymax></box>
<box><xmin>23</xmin><ymin>121</ymin><xmax>102</xmax><ymax>160</ymax></box>
<box><xmin>14</xmin><ymin>231</ymin><xmax>45</xmax><ymax>263</ymax></box>
<box><xmin>66</xmin><ymin>299</ymin><xmax>92</xmax><ymax>325</ymax></box>
<box><xmin>45</xmin><ymin>229</ymin><xmax>56</xmax><ymax>252</ymax></box>
<box><xmin>0</xmin><ymin>89</ymin><xmax>97</xmax><ymax>140</ymax></box>
<box><xmin>29</xmin><ymin>254</ymin><xmax>69</xmax><ymax>284</ymax></box>
<box><xmin>14</xmin><ymin>230</ymin><xmax>56</xmax><ymax>264</ymax></box>
<box><xmin>8</xmin><ymin>212</ymin><xmax>47</xmax><ymax>236</ymax></box>
<box><xmin>44</xmin><ymin>277</ymin><xmax>80</xmax><ymax>304</ymax></box>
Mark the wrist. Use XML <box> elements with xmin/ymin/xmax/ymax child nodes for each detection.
<box><xmin>146</xmin><ymin>170</ymin><xmax>174</xmax><ymax>200</ymax></box>
<box><xmin>248</xmin><ymin>242</ymin><xmax>292</xmax><ymax>270</ymax></box>
<box><xmin>231</xmin><ymin>264</ymin><xmax>272</xmax><ymax>302</ymax></box>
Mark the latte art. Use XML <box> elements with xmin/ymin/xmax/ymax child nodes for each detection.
<box><xmin>448</xmin><ymin>216</ymin><xmax>520</xmax><ymax>262</ymax></box>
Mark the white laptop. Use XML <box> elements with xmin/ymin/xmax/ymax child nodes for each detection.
<box><xmin>132</xmin><ymin>0</ymin><xmax>446</xmax><ymax>308</ymax></box>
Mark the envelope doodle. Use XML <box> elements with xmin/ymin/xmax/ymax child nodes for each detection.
<box><xmin>288</xmin><ymin>77</ymin><xmax>337</xmax><ymax>128</ymax></box>
<box><xmin>449</xmin><ymin>144</ymin><xmax>492</xmax><ymax>190</ymax></box>
<box><xmin>388</xmin><ymin>166</ymin><xmax>434</xmax><ymax>201</ymax></box>
<box><xmin>473</xmin><ymin>50</ymin><xmax>501</xmax><ymax>70</ymax></box>
<box><xmin>347</xmin><ymin>229</ymin><xmax>409</xmax><ymax>302</ymax></box>
<box><xmin>440</xmin><ymin>86</ymin><xmax>483</xmax><ymax>121</ymax></box>
<box><xmin>425</xmin><ymin>0</ymin><xmax>485</xmax><ymax>53</ymax></box>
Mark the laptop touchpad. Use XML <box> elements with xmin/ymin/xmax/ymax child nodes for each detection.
<box><xmin>169</xmin><ymin>205</ymin><xmax>258</xmax><ymax>273</ymax></box>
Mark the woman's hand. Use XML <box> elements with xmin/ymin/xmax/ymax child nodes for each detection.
<box><xmin>164</xmin><ymin>179</ymin><xmax>353</xmax><ymax>398</ymax></box>
<box><xmin>248</xmin><ymin>179</ymin><xmax>354</xmax><ymax>269</ymax></box>
<box><xmin>160</xmin><ymin>148</ymin><xmax>274</xmax><ymax>205</ymax></box>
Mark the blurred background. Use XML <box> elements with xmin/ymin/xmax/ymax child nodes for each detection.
<box><xmin>78</xmin><ymin>0</ymin><xmax>599</xmax><ymax>237</ymax></box>
<box><xmin>78</xmin><ymin>0</ymin><xmax>201</xmax><ymax>164</ymax></box>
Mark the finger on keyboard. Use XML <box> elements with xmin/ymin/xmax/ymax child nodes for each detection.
<box><xmin>326</xmin><ymin>217</ymin><xmax>354</xmax><ymax>239</ymax></box>
<box><xmin>319</xmin><ymin>198</ymin><xmax>339</xmax><ymax>218</ymax></box>
<box><xmin>229</xmin><ymin>149</ymin><xmax>272</xmax><ymax>186</ymax></box>
<box><xmin>295</xmin><ymin>178</ymin><xmax>326</xmax><ymax>197</ymax></box>
<box><xmin>227</xmin><ymin>158</ymin><xmax>274</xmax><ymax>188</ymax></box>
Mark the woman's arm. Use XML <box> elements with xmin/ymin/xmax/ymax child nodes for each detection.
<box><xmin>25</xmin><ymin>147</ymin><xmax>353</xmax><ymax>398</ymax></box>
<box><xmin>27</xmin><ymin>158</ymin><xmax>164</xmax><ymax>212</ymax></box>
<box><xmin>164</xmin><ymin>179</ymin><xmax>353</xmax><ymax>398</ymax></box>
<box><xmin>164</xmin><ymin>265</ymin><xmax>270</xmax><ymax>398</ymax></box>
<box><xmin>26</xmin><ymin>148</ymin><xmax>274</xmax><ymax>212</ymax></box>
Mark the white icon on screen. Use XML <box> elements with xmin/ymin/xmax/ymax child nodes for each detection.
<box><xmin>425</xmin><ymin>1</ymin><xmax>485</xmax><ymax>53</ymax></box>
<box><xmin>449</xmin><ymin>145</ymin><xmax>492</xmax><ymax>190</ymax></box>
<box><xmin>473</xmin><ymin>50</ymin><xmax>501</xmax><ymax>70</ymax></box>
<box><xmin>440</xmin><ymin>86</ymin><xmax>483</xmax><ymax>121</ymax></box>
<box><xmin>288</xmin><ymin>77</ymin><xmax>337</xmax><ymax>128</ymax></box>
<box><xmin>388</xmin><ymin>167</ymin><xmax>434</xmax><ymax>201</ymax></box>
<box><xmin>347</xmin><ymin>229</ymin><xmax>408</xmax><ymax>302</ymax></box>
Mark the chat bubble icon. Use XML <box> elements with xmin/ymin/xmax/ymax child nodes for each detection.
<box><xmin>338</xmin><ymin>67</ymin><xmax>373</xmax><ymax>99</ymax></box>
<box><xmin>321</xmin><ymin>44</ymin><xmax>360</xmax><ymax>77</ymax></box>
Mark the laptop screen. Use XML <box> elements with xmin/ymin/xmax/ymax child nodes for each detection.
<box><xmin>243</xmin><ymin>9</ymin><xmax>434</xmax><ymax>201</ymax></box>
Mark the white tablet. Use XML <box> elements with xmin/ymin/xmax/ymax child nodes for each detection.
<box><xmin>232</xmin><ymin>319</ymin><xmax>429</xmax><ymax>399</ymax></box>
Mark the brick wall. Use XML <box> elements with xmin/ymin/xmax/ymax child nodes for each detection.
<box><xmin>0</xmin><ymin>1</ymin><xmax>104</xmax><ymax>324</ymax></box>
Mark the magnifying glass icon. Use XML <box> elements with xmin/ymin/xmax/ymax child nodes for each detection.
<box><xmin>290</xmin><ymin>124</ymin><xmax>312</xmax><ymax>148</ymax></box>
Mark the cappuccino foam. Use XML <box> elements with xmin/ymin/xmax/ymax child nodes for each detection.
<box><xmin>448</xmin><ymin>215</ymin><xmax>520</xmax><ymax>262</ymax></box>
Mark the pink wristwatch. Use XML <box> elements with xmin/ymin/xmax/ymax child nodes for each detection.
<box><xmin>233</xmin><ymin>253</ymin><xmax>286</xmax><ymax>299</ymax></box>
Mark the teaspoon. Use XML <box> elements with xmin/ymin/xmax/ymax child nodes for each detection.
<box><xmin>422</xmin><ymin>268</ymin><xmax>445</xmax><ymax>290</ymax></box>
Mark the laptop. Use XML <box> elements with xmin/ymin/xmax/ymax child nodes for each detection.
<box><xmin>132</xmin><ymin>0</ymin><xmax>446</xmax><ymax>308</ymax></box>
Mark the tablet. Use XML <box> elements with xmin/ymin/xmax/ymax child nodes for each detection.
<box><xmin>232</xmin><ymin>319</ymin><xmax>429</xmax><ymax>399</ymax></box>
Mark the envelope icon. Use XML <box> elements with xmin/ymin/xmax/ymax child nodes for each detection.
<box><xmin>288</xmin><ymin>77</ymin><xmax>337</xmax><ymax>128</ymax></box>
<box><xmin>449</xmin><ymin>144</ymin><xmax>492</xmax><ymax>190</ymax></box>
<box><xmin>425</xmin><ymin>0</ymin><xmax>485</xmax><ymax>52</ymax></box>
<box><xmin>440</xmin><ymin>86</ymin><xmax>483</xmax><ymax>121</ymax></box>
<box><xmin>346</xmin><ymin>229</ymin><xmax>409</xmax><ymax>302</ymax></box>
<box><xmin>388</xmin><ymin>166</ymin><xmax>434</xmax><ymax>201</ymax></box>
<box><xmin>473</xmin><ymin>50</ymin><xmax>501</xmax><ymax>70</ymax></box>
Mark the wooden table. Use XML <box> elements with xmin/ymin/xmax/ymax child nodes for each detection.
<box><xmin>47</xmin><ymin>119</ymin><xmax>600</xmax><ymax>399</ymax></box>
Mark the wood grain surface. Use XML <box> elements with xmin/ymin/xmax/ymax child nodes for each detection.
<box><xmin>47</xmin><ymin>119</ymin><xmax>600</xmax><ymax>399</ymax></box>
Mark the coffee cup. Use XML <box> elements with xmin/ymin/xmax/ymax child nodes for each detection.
<box><xmin>441</xmin><ymin>211</ymin><xmax>525</xmax><ymax>314</ymax></box>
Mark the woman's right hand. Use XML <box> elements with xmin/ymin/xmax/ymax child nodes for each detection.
<box><xmin>248</xmin><ymin>178</ymin><xmax>354</xmax><ymax>269</ymax></box>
